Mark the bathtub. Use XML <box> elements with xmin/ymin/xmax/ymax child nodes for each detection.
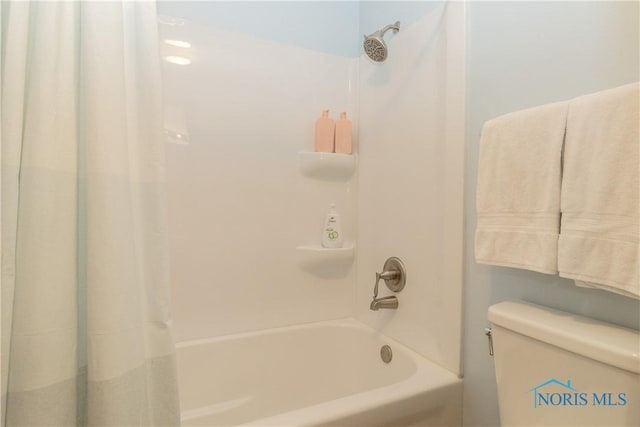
<box><xmin>176</xmin><ymin>318</ymin><xmax>462</xmax><ymax>426</ymax></box>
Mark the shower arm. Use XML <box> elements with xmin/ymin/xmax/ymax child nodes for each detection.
<box><xmin>377</xmin><ymin>21</ymin><xmax>400</xmax><ymax>37</ymax></box>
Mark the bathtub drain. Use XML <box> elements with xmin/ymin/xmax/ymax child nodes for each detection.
<box><xmin>380</xmin><ymin>345</ymin><xmax>393</xmax><ymax>363</ymax></box>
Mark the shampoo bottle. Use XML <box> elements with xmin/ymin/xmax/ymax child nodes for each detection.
<box><xmin>315</xmin><ymin>110</ymin><xmax>335</xmax><ymax>153</ymax></box>
<box><xmin>334</xmin><ymin>112</ymin><xmax>352</xmax><ymax>154</ymax></box>
<box><xmin>321</xmin><ymin>203</ymin><xmax>343</xmax><ymax>248</ymax></box>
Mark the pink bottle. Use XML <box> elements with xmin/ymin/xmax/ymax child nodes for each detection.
<box><xmin>334</xmin><ymin>112</ymin><xmax>352</xmax><ymax>154</ymax></box>
<box><xmin>315</xmin><ymin>110</ymin><xmax>335</xmax><ymax>153</ymax></box>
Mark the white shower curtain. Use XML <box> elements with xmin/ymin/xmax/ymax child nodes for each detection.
<box><xmin>1</xmin><ymin>1</ymin><xmax>180</xmax><ymax>425</ymax></box>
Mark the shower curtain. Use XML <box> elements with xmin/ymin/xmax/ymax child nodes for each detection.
<box><xmin>1</xmin><ymin>1</ymin><xmax>180</xmax><ymax>425</ymax></box>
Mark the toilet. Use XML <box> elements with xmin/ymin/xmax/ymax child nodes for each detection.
<box><xmin>488</xmin><ymin>301</ymin><xmax>639</xmax><ymax>427</ymax></box>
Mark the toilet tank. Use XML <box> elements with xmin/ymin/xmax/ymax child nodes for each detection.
<box><xmin>488</xmin><ymin>301</ymin><xmax>639</xmax><ymax>427</ymax></box>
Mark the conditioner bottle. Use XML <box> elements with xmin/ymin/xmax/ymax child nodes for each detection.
<box><xmin>334</xmin><ymin>112</ymin><xmax>352</xmax><ymax>154</ymax></box>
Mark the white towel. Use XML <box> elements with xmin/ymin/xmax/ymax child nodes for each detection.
<box><xmin>476</xmin><ymin>101</ymin><xmax>569</xmax><ymax>274</ymax></box>
<box><xmin>559</xmin><ymin>83</ymin><xmax>640</xmax><ymax>299</ymax></box>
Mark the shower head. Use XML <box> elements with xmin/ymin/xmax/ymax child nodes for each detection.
<box><xmin>363</xmin><ymin>21</ymin><xmax>400</xmax><ymax>62</ymax></box>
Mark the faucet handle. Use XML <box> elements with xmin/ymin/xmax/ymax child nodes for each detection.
<box><xmin>376</xmin><ymin>257</ymin><xmax>407</xmax><ymax>293</ymax></box>
<box><xmin>373</xmin><ymin>272</ymin><xmax>382</xmax><ymax>298</ymax></box>
<box><xmin>374</xmin><ymin>269</ymin><xmax>399</xmax><ymax>298</ymax></box>
<box><xmin>378</xmin><ymin>270</ymin><xmax>399</xmax><ymax>280</ymax></box>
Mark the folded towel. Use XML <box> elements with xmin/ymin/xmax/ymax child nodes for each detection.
<box><xmin>559</xmin><ymin>83</ymin><xmax>640</xmax><ymax>299</ymax></box>
<box><xmin>476</xmin><ymin>101</ymin><xmax>569</xmax><ymax>274</ymax></box>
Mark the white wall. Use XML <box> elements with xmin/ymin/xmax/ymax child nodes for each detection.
<box><xmin>463</xmin><ymin>2</ymin><xmax>640</xmax><ymax>426</ymax></box>
<box><xmin>356</xmin><ymin>1</ymin><xmax>466</xmax><ymax>375</ymax></box>
<box><xmin>159</xmin><ymin>2</ymin><xmax>360</xmax><ymax>342</ymax></box>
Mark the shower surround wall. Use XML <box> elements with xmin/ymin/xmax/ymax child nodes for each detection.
<box><xmin>159</xmin><ymin>2</ymin><xmax>359</xmax><ymax>341</ymax></box>
<box><xmin>357</xmin><ymin>1</ymin><xmax>465</xmax><ymax>375</ymax></box>
<box><xmin>160</xmin><ymin>0</ymin><xmax>464</xmax><ymax>379</ymax></box>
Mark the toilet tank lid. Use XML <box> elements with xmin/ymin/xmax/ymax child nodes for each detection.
<box><xmin>488</xmin><ymin>301</ymin><xmax>640</xmax><ymax>374</ymax></box>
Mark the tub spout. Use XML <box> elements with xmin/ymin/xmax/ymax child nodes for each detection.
<box><xmin>370</xmin><ymin>296</ymin><xmax>398</xmax><ymax>311</ymax></box>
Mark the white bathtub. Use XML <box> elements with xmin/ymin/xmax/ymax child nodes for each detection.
<box><xmin>176</xmin><ymin>318</ymin><xmax>462</xmax><ymax>426</ymax></box>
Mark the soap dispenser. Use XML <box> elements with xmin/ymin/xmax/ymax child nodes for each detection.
<box><xmin>315</xmin><ymin>110</ymin><xmax>335</xmax><ymax>153</ymax></box>
<box><xmin>321</xmin><ymin>203</ymin><xmax>343</xmax><ymax>248</ymax></box>
<box><xmin>335</xmin><ymin>112</ymin><xmax>352</xmax><ymax>154</ymax></box>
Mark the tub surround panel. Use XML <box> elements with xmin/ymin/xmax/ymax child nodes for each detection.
<box><xmin>162</xmin><ymin>0</ymin><xmax>465</xmax><ymax>387</ymax></box>
<box><xmin>356</xmin><ymin>1</ymin><xmax>465</xmax><ymax>376</ymax></box>
<box><xmin>161</xmin><ymin>11</ymin><xmax>357</xmax><ymax>342</ymax></box>
<box><xmin>158</xmin><ymin>1</ymin><xmax>360</xmax><ymax>58</ymax></box>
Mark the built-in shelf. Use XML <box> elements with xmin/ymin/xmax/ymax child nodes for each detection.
<box><xmin>295</xmin><ymin>244</ymin><xmax>355</xmax><ymax>276</ymax></box>
<box><xmin>298</xmin><ymin>151</ymin><xmax>356</xmax><ymax>181</ymax></box>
